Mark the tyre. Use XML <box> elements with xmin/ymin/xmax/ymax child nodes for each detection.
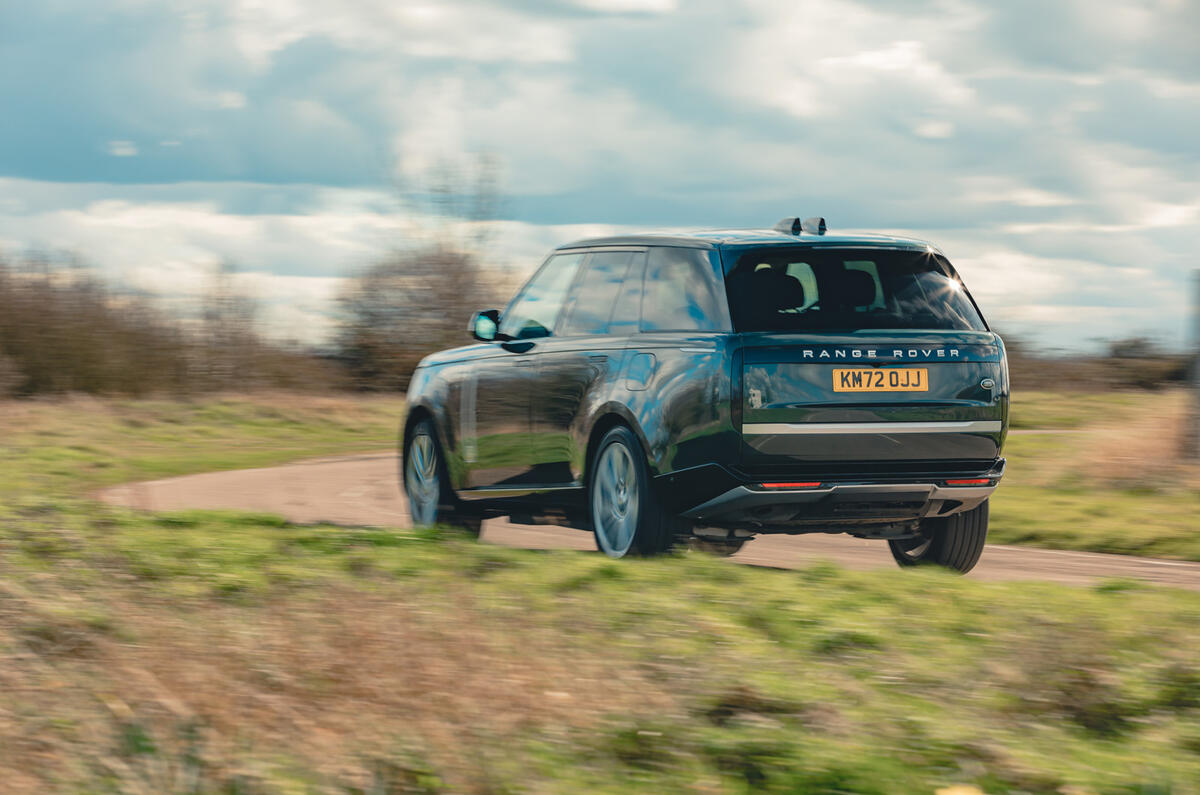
<box><xmin>888</xmin><ymin>499</ymin><xmax>988</xmax><ymax>574</ymax></box>
<box><xmin>589</xmin><ymin>425</ymin><xmax>682</xmax><ymax>558</ymax></box>
<box><xmin>403</xmin><ymin>419</ymin><xmax>482</xmax><ymax>537</ymax></box>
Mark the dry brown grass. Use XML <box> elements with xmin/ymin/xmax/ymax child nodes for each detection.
<box><xmin>1073</xmin><ymin>390</ymin><xmax>1199</xmax><ymax>490</ymax></box>
<box><xmin>0</xmin><ymin>576</ymin><xmax>676</xmax><ymax>793</ymax></box>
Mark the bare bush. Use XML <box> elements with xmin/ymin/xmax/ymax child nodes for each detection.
<box><xmin>336</xmin><ymin>246</ymin><xmax>497</xmax><ymax>391</ymax></box>
<box><xmin>336</xmin><ymin>153</ymin><xmax>509</xmax><ymax>391</ymax></box>
<box><xmin>0</xmin><ymin>254</ymin><xmax>340</xmax><ymax>397</ymax></box>
<box><xmin>1004</xmin><ymin>333</ymin><xmax>1188</xmax><ymax>391</ymax></box>
<box><xmin>0</xmin><ymin>353</ymin><xmax>20</xmax><ymax>397</ymax></box>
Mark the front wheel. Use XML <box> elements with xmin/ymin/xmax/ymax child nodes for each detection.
<box><xmin>888</xmin><ymin>500</ymin><xmax>989</xmax><ymax>574</ymax></box>
<box><xmin>589</xmin><ymin>426</ymin><xmax>682</xmax><ymax>558</ymax></box>
<box><xmin>403</xmin><ymin>419</ymin><xmax>482</xmax><ymax>537</ymax></box>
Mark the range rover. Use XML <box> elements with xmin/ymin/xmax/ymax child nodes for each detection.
<box><xmin>402</xmin><ymin>217</ymin><xmax>1008</xmax><ymax>572</ymax></box>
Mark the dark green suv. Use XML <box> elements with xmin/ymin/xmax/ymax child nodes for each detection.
<box><xmin>403</xmin><ymin>217</ymin><xmax>1007</xmax><ymax>572</ymax></box>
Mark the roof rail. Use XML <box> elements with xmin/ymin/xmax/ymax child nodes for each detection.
<box><xmin>773</xmin><ymin>216</ymin><xmax>827</xmax><ymax>236</ymax></box>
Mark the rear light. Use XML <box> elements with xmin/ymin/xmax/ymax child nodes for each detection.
<box><xmin>945</xmin><ymin>478</ymin><xmax>991</xmax><ymax>486</ymax></box>
<box><xmin>759</xmin><ymin>481</ymin><xmax>822</xmax><ymax>489</ymax></box>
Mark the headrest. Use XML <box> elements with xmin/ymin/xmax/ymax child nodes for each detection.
<box><xmin>751</xmin><ymin>268</ymin><xmax>806</xmax><ymax>311</ymax></box>
<box><xmin>823</xmin><ymin>269</ymin><xmax>875</xmax><ymax>309</ymax></box>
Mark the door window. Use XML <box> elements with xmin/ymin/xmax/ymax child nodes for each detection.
<box><xmin>640</xmin><ymin>247</ymin><xmax>727</xmax><ymax>332</ymax></box>
<box><xmin>499</xmin><ymin>253</ymin><xmax>584</xmax><ymax>339</ymax></box>
<box><xmin>607</xmin><ymin>253</ymin><xmax>645</xmax><ymax>336</ymax></box>
<box><xmin>560</xmin><ymin>251</ymin><xmax>635</xmax><ymax>336</ymax></box>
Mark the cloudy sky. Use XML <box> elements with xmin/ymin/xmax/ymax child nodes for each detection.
<box><xmin>1</xmin><ymin>0</ymin><xmax>1197</xmax><ymax>349</ymax></box>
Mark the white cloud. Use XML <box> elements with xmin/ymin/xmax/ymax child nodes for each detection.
<box><xmin>107</xmin><ymin>140</ymin><xmax>139</xmax><ymax>157</ymax></box>
<box><xmin>573</xmin><ymin>0</ymin><xmax>677</xmax><ymax>11</ymax></box>
<box><xmin>216</xmin><ymin>90</ymin><xmax>247</xmax><ymax>109</ymax></box>
<box><xmin>222</xmin><ymin>0</ymin><xmax>572</xmax><ymax>67</ymax></box>
<box><xmin>958</xmin><ymin>178</ymin><xmax>1075</xmax><ymax>208</ymax></box>
<box><xmin>724</xmin><ymin>3</ymin><xmax>980</xmax><ymax>119</ymax></box>
<box><xmin>913</xmin><ymin>120</ymin><xmax>955</xmax><ymax>139</ymax></box>
<box><xmin>818</xmin><ymin>41</ymin><xmax>973</xmax><ymax>106</ymax></box>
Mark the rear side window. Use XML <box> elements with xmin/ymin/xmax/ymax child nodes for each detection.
<box><xmin>641</xmin><ymin>247</ymin><xmax>727</xmax><ymax>332</ymax></box>
<box><xmin>725</xmin><ymin>248</ymin><xmax>986</xmax><ymax>332</ymax></box>
<box><xmin>560</xmin><ymin>250</ymin><xmax>634</xmax><ymax>336</ymax></box>
<box><xmin>607</xmin><ymin>253</ymin><xmax>645</xmax><ymax>336</ymax></box>
<box><xmin>500</xmin><ymin>252</ymin><xmax>584</xmax><ymax>339</ymax></box>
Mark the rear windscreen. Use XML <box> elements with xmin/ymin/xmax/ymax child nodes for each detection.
<box><xmin>724</xmin><ymin>247</ymin><xmax>987</xmax><ymax>333</ymax></box>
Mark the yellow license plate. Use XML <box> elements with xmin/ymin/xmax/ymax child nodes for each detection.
<box><xmin>833</xmin><ymin>368</ymin><xmax>928</xmax><ymax>392</ymax></box>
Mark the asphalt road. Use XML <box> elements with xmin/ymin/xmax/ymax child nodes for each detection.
<box><xmin>98</xmin><ymin>452</ymin><xmax>1200</xmax><ymax>590</ymax></box>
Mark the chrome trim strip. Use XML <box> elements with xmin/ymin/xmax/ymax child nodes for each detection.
<box><xmin>742</xmin><ymin>420</ymin><xmax>1002</xmax><ymax>435</ymax></box>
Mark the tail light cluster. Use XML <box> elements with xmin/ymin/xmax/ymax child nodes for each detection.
<box><xmin>756</xmin><ymin>478</ymin><xmax>995</xmax><ymax>489</ymax></box>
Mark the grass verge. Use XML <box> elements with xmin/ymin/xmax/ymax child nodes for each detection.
<box><xmin>3</xmin><ymin>519</ymin><xmax>1200</xmax><ymax>793</ymax></box>
<box><xmin>994</xmin><ymin>389</ymin><xmax>1200</xmax><ymax>560</ymax></box>
<box><xmin>0</xmin><ymin>392</ymin><xmax>406</xmax><ymax>497</ymax></box>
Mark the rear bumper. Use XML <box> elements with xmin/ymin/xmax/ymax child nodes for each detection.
<box><xmin>666</xmin><ymin>459</ymin><xmax>1004</xmax><ymax>530</ymax></box>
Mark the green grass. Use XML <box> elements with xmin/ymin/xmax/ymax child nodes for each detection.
<box><xmin>3</xmin><ymin>513</ymin><xmax>1200</xmax><ymax>793</ymax></box>
<box><xmin>1007</xmin><ymin>389</ymin><xmax>1151</xmax><ymax>429</ymax></box>
<box><xmin>0</xmin><ymin>393</ymin><xmax>406</xmax><ymax>497</ymax></box>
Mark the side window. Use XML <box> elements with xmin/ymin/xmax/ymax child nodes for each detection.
<box><xmin>499</xmin><ymin>253</ymin><xmax>584</xmax><ymax>340</ymax></box>
<box><xmin>560</xmin><ymin>251</ymin><xmax>634</xmax><ymax>336</ymax></box>
<box><xmin>607</xmin><ymin>252</ymin><xmax>645</xmax><ymax>336</ymax></box>
<box><xmin>640</xmin><ymin>247</ymin><xmax>726</xmax><ymax>332</ymax></box>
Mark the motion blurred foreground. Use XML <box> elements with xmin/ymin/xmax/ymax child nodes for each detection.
<box><xmin>1</xmin><ymin>391</ymin><xmax>1199</xmax><ymax>792</ymax></box>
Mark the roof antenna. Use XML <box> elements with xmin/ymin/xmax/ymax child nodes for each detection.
<box><xmin>773</xmin><ymin>216</ymin><xmax>827</xmax><ymax>236</ymax></box>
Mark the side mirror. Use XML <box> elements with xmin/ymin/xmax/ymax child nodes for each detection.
<box><xmin>470</xmin><ymin>309</ymin><xmax>501</xmax><ymax>341</ymax></box>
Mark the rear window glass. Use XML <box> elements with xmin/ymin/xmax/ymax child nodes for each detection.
<box><xmin>724</xmin><ymin>248</ymin><xmax>986</xmax><ymax>332</ymax></box>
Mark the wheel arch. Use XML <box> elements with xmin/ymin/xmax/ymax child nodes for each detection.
<box><xmin>582</xmin><ymin>404</ymin><xmax>656</xmax><ymax>486</ymax></box>
<box><xmin>401</xmin><ymin>402</ymin><xmax>451</xmax><ymax>489</ymax></box>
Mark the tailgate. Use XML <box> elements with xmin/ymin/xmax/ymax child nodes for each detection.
<box><xmin>738</xmin><ymin>331</ymin><xmax>1006</xmax><ymax>466</ymax></box>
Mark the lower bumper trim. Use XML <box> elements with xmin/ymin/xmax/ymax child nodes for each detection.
<box><xmin>682</xmin><ymin>481</ymin><xmax>997</xmax><ymax>526</ymax></box>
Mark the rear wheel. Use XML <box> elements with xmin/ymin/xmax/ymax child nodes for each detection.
<box><xmin>589</xmin><ymin>426</ymin><xmax>682</xmax><ymax>558</ymax></box>
<box><xmin>403</xmin><ymin>419</ymin><xmax>482</xmax><ymax>537</ymax></box>
<box><xmin>888</xmin><ymin>500</ymin><xmax>989</xmax><ymax>574</ymax></box>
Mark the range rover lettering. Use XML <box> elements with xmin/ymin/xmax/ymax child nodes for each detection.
<box><xmin>402</xmin><ymin>217</ymin><xmax>1008</xmax><ymax>573</ymax></box>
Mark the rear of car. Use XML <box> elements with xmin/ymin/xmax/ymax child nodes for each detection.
<box><xmin>680</xmin><ymin>238</ymin><xmax>1007</xmax><ymax>571</ymax></box>
<box><xmin>403</xmin><ymin>219</ymin><xmax>1008</xmax><ymax>573</ymax></box>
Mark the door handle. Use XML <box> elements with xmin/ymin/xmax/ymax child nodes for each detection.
<box><xmin>513</xmin><ymin>359</ymin><xmax>534</xmax><ymax>368</ymax></box>
<box><xmin>588</xmin><ymin>354</ymin><xmax>608</xmax><ymax>363</ymax></box>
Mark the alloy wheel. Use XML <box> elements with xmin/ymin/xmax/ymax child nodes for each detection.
<box><xmin>405</xmin><ymin>430</ymin><xmax>441</xmax><ymax>526</ymax></box>
<box><xmin>592</xmin><ymin>440</ymin><xmax>640</xmax><ymax>558</ymax></box>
